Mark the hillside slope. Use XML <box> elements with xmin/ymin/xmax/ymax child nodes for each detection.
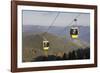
<box><xmin>22</xmin><ymin>32</ymin><xmax>89</xmax><ymax>62</ymax></box>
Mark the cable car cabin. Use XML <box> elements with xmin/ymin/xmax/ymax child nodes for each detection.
<box><xmin>70</xmin><ymin>27</ymin><xmax>79</xmax><ymax>39</ymax></box>
<box><xmin>43</xmin><ymin>41</ymin><xmax>49</xmax><ymax>51</ymax></box>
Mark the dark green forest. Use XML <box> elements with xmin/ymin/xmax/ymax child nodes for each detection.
<box><xmin>31</xmin><ymin>47</ymin><xmax>90</xmax><ymax>62</ymax></box>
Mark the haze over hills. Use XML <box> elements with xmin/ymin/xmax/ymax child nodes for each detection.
<box><xmin>23</xmin><ymin>25</ymin><xmax>90</xmax><ymax>43</ymax></box>
<box><xmin>22</xmin><ymin>25</ymin><xmax>90</xmax><ymax>62</ymax></box>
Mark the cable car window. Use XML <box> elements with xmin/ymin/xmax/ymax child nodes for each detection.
<box><xmin>47</xmin><ymin>42</ymin><xmax>49</xmax><ymax>47</ymax></box>
<box><xmin>44</xmin><ymin>42</ymin><xmax>49</xmax><ymax>47</ymax></box>
<box><xmin>70</xmin><ymin>29</ymin><xmax>78</xmax><ymax>35</ymax></box>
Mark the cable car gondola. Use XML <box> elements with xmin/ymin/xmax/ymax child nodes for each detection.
<box><xmin>42</xmin><ymin>13</ymin><xmax>59</xmax><ymax>51</ymax></box>
<box><xmin>43</xmin><ymin>41</ymin><xmax>49</xmax><ymax>51</ymax></box>
<box><xmin>70</xmin><ymin>19</ymin><xmax>79</xmax><ymax>39</ymax></box>
<box><xmin>70</xmin><ymin>26</ymin><xmax>79</xmax><ymax>39</ymax></box>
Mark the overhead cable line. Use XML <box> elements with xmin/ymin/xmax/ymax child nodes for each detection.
<box><xmin>59</xmin><ymin>14</ymin><xmax>81</xmax><ymax>35</ymax></box>
<box><xmin>42</xmin><ymin>12</ymin><xmax>60</xmax><ymax>37</ymax></box>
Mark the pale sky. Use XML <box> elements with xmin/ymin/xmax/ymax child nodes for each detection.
<box><xmin>22</xmin><ymin>10</ymin><xmax>90</xmax><ymax>26</ymax></box>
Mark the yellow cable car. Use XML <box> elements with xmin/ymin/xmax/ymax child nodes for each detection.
<box><xmin>43</xmin><ymin>41</ymin><xmax>49</xmax><ymax>51</ymax></box>
<box><xmin>70</xmin><ymin>27</ymin><xmax>79</xmax><ymax>39</ymax></box>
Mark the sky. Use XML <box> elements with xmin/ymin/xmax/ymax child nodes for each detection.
<box><xmin>22</xmin><ymin>10</ymin><xmax>90</xmax><ymax>26</ymax></box>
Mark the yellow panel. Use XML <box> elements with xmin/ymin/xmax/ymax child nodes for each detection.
<box><xmin>71</xmin><ymin>35</ymin><xmax>78</xmax><ymax>39</ymax></box>
<box><xmin>43</xmin><ymin>47</ymin><xmax>49</xmax><ymax>51</ymax></box>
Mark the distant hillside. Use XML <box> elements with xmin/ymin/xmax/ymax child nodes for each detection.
<box><xmin>23</xmin><ymin>25</ymin><xmax>90</xmax><ymax>43</ymax></box>
<box><xmin>22</xmin><ymin>32</ymin><xmax>89</xmax><ymax>62</ymax></box>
